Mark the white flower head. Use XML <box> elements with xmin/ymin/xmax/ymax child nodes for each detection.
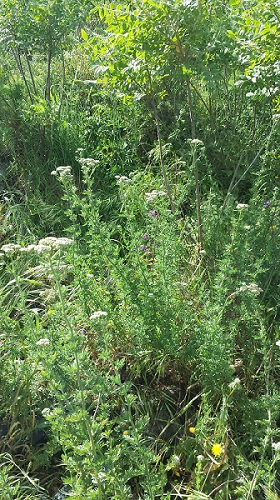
<box><xmin>1</xmin><ymin>243</ymin><xmax>21</xmax><ymax>254</ymax></box>
<box><xmin>115</xmin><ymin>175</ymin><xmax>131</xmax><ymax>185</ymax></box>
<box><xmin>80</xmin><ymin>158</ymin><xmax>100</xmax><ymax>169</ymax></box>
<box><xmin>145</xmin><ymin>190</ymin><xmax>166</xmax><ymax>202</ymax></box>
<box><xmin>272</xmin><ymin>442</ymin><xmax>280</xmax><ymax>451</ymax></box>
<box><xmin>51</xmin><ymin>166</ymin><xmax>72</xmax><ymax>177</ymax></box>
<box><xmin>36</xmin><ymin>338</ymin><xmax>50</xmax><ymax>347</ymax></box>
<box><xmin>239</xmin><ymin>283</ymin><xmax>263</xmax><ymax>295</ymax></box>
<box><xmin>19</xmin><ymin>244</ymin><xmax>38</xmax><ymax>253</ymax></box>
<box><xmin>236</xmin><ymin>203</ymin><xmax>249</xmax><ymax>209</ymax></box>
<box><xmin>229</xmin><ymin>378</ymin><xmax>241</xmax><ymax>389</ymax></box>
<box><xmin>189</xmin><ymin>138</ymin><xmax>204</xmax><ymax>146</ymax></box>
<box><xmin>90</xmin><ymin>311</ymin><xmax>108</xmax><ymax>320</ymax></box>
<box><xmin>38</xmin><ymin>237</ymin><xmax>73</xmax><ymax>251</ymax></box>
<box><xmin>276</xmin><ymin>340</ymin><xmax>280</xmax><ymax>347</ymax></box>
<box><xmin>42</xmin><ymin>408</ymin><xmax>52</xmax><ymax>417</ymax></box>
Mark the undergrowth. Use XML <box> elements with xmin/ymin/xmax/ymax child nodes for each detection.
<box><xmin>0</xmin><ymin>158</ymin><xmax>279</xmax><ymax>499</ymax></box>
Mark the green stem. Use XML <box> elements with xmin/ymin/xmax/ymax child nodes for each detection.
<box><xmin>48</xmin><ymin>253</ymin><xmax>96</xmax><ymax>455</ymax></box>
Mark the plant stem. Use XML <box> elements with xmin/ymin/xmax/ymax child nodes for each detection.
<box><xmin>187</xmin><ymin>78</ymin><xmax>203</xmax><ymax>248</ymax></box>
<box><xmin>146</xmin><ymin>69</ymin><xmax>175</xmax><ymax>213</ymax></box>
<box><xmin>49</xmin><ymin>253</ymin><xmax>96</xmax><ymax>455</ymax></box>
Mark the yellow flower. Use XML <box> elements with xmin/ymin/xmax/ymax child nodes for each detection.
<box><xmin>123</xmin><ymin>430</ymin><xmax>129</xmax><ymax>436</ymax></box>
<box><xmin>211</xmin><ymin>443</ymin><xmax>223</xmax><ymax>457</ymax></box>
<box><xmin>189</xmin><ymin>427</ymin><xmax>196</xmax><ymax>434</ymax></box>
<box><xmin>270</xmin><ymin>226</ymin><xmax>277</xmax><ymax>230</ymax></box>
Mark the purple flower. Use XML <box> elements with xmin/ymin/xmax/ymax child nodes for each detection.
<box><xmin>142</xmin><ymin>233</ymin><xmax>149</xmax><ymax>241</ymax></box>
<box><xmin>140</xmin><ymin>245</ymin><xmax>147</xmax><ymax>251</ymax></box>
<box><xmin>149</xmin><ymin>210</ymin><xmax>158</xmax><ymax>218</ymax></box>
<box><xmin>264</xmin><ymin>200</ymin><xmax>270</xmax><ymax>208</ymax></box>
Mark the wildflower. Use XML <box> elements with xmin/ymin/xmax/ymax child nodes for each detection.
<box><xmin>42</xmin><ymin>408</ymin><xmax>52</xmax><ymax>417</ymax></box>
<box><xmin>149</xmin><ymin>210</ymin><xmax>158</xmax><ymax>218</ymax></box>
<box><xmin>270</xmin><ymin>225</ymin><xmax>277</xmax><ymax>230</ymax></box>
<box><xmin>239</xmin><ymin>283</ymin><xmax>263</xmax><ymax>295</ymax></box>
<box><xmin>51</xmin><ymin>166</ymin><xmax>72</xmax><ymax>177</ymax></box>
<box><xmin>229</xmin><ymin>378</ymin><xmax>241</xmax><ymax>389</ymax></box>
<box><xmin>90</xmin><ymin>311</ymin><xmax>108</xmax><ymax>320</ymax></box>
<box><xmin>236</xmin><ymin>203</ymin><xmax>249</xmax><ymax>209</ymax></box>
<box><xmin>141</xmin><ymin>233</ymin><xmax>149</xmax><ymax>241</ymax></box>
<box><xmin>211</xmin><ymin>443</ymin><xmax>223</xmax><ymax>457</ymax></box>
<box><xmin>79</xmin><ymin>158</ymin><xmax>99</xmax><ymax>168</ymax></box>
<box><xmin>244</xmin><ymin>225</ymin><xmax>251</xmax><ymax>230</ymax></box>
<box><xmin>123</xmin><ymin>430</ymin><xmax>129</xmax><ymax>436</ymax></box>
<box><xmin>264</xmin><ymin>200</ymin><xmax>270</xmax><ymax>208</ymax></box>
<box><xmin>275</xmin><ymin>175</ymin><xmax>279</xmax><ymax>180</ymax></box>
<box><xmin>19</xmin><ymin>244</ymin><xmax>38</xmax><ymax>253</ymax></box>
<box><xmin>36</xmin><ymin>338</ymin><xmax>50</xmax><ymax>347</ymax></box>
<box><xmin>189</xmin><ymin>427</ymin><xmax>196</xmax><ymax>434</ymax></box>
<box><xmin>189</xmin><ymin>138</ymin><xmax>204</xmax><ymax>146</ymax></box>
<box><xmin>140</xmin><ymin>245</ymin><xmax>147</xmax><ymax>251</ymax></box>
<box><xmin>276</xmin><ymin>340</ymin><xmax>280</xmax><ymax>347</ymax></box>
<box><xmin>38</xmin><ymin>237</ymin><xmax>73</xmax><ymax>250</ymax></box>
<box><xmin>1</xmin><ymin>243</ymin><xmax>21</xmax><ymax>253</ymax></box>
<box><xmin>115</xmin><ymin>175</ymin><xmax>131</xmax><ymax>185</ymax></box>
<box><xmin>197</xmin><ymin>454</ymin><xmax>204</xmax><ymax>462</ymax></box>
<box><xmin>272</xmin><ymin>442</ymin><xmax>280</xmax><ymax>451</ymax></box>
<box><xmin>145</xmin><ymin>190</ymin><xmax>165</xmax><ymax>202</ymax></box>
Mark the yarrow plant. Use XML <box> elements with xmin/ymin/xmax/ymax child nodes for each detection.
<box><xmin>36</xmin><ymin>338</ymin><xmax>50</xmax><ymax>347</ymax></box>
<box><xmin>239</xmin><ymin>282</ymin><xmax>263</xmax><ymax>295</ymax></box>
<box><xmin>90</xmin><ymin>311</ymin><xmax>108</xmax><ymax>320</ymax></box>
<box><xmin>1</xmin><ymin>237</ymin><xmax>73</xmax><ymax>256</ymax></box>
<box><xmin>145</xmin><ymin>190</ymin><xmax>165</xmax><ymax>202</ymax></box>
<box><xmin>51</xmin><ymin>166</ymin><xmax>72</xmax><ymax>177</ymax></box>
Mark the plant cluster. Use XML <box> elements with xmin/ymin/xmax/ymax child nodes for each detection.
<box><xmin>0</xmin><ymin>0</ymin><xmax>279</xmax><ymax>498</ymax></box>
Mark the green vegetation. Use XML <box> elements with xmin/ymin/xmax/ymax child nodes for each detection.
<box><xmin>0</xmin><ymin>0</ymin><xmax>279</xmax><ymax>498</ymax></box>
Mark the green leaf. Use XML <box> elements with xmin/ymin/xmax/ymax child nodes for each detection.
<box><xmin>81</xmin><ymin>28</ymin><xmax>88</xmax><ymax>41</ymax></box>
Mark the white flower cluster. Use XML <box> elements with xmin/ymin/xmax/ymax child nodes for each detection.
<box><xmin>229</xmin><ymin>377</ymin><xmax>241</xmax><ymax>389</ymax></box>
<box><xmin>145</xmin><ymin>190</ymin><xmax>166</xmax><ymax>202</ymax></box>
<box><xmin>36</xmin><ymin>338</ymin><xmax>50</xmax><ymax>346</ymax></box>
<box><xmin>90</xmin><ymin>311</ymin><xmax>108</xmax><ymax>320</ymax></box>
<box><xmin>236</xmin><ymin>203</ymin><xmax>249</xmax><ymax>209</ymax></box>
<box><xmin>272</xmin><ymin>442</ymin><xmax>280</xmax><ymax>451</ymax></box>
<box><xmin>80</xmin><ymin>158</ymin><xmax>100</xmax><ymax>169</ymax></box>
<box><xmin>38</xmin><ymin>237</ymin><xmax>73</xmax><ymax>250</ymax></box>
<box><xmin>42</xmin><ymin>408</ymin><xmax>52</xmax><ymax>417</ymax></box>
<box><xmin>239</xmin><ymin>283</ymin><xmax>263</xmax><ymax>295</ymax></box>
<box><xmin>1</xmin><ymin>237</ymin><xmax>73</xmax><ymax>256</ymax></box>
<box><xmin>51</xmin><ymin>166</ymin><xmax>72</xmax><ymax>177</ymax></box>
<box><xmin>189</xmin><ymin>138</ymin><xmax>204</xmax><ymax>146</ymax></box>
<box><xmin>1</xmin><ymin>243</ymin><xmax>22</xmax><ymax>254</ymax></box>
<box><xmin>115</xmin><ymin>175</ymin><xmax>131</xmax><ymax>185</ymax></box>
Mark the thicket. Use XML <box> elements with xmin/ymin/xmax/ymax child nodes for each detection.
<box><xmin>0</xmin><ymin>0</ymin><xmax>279</xmax><ymax>498</ymax></box>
